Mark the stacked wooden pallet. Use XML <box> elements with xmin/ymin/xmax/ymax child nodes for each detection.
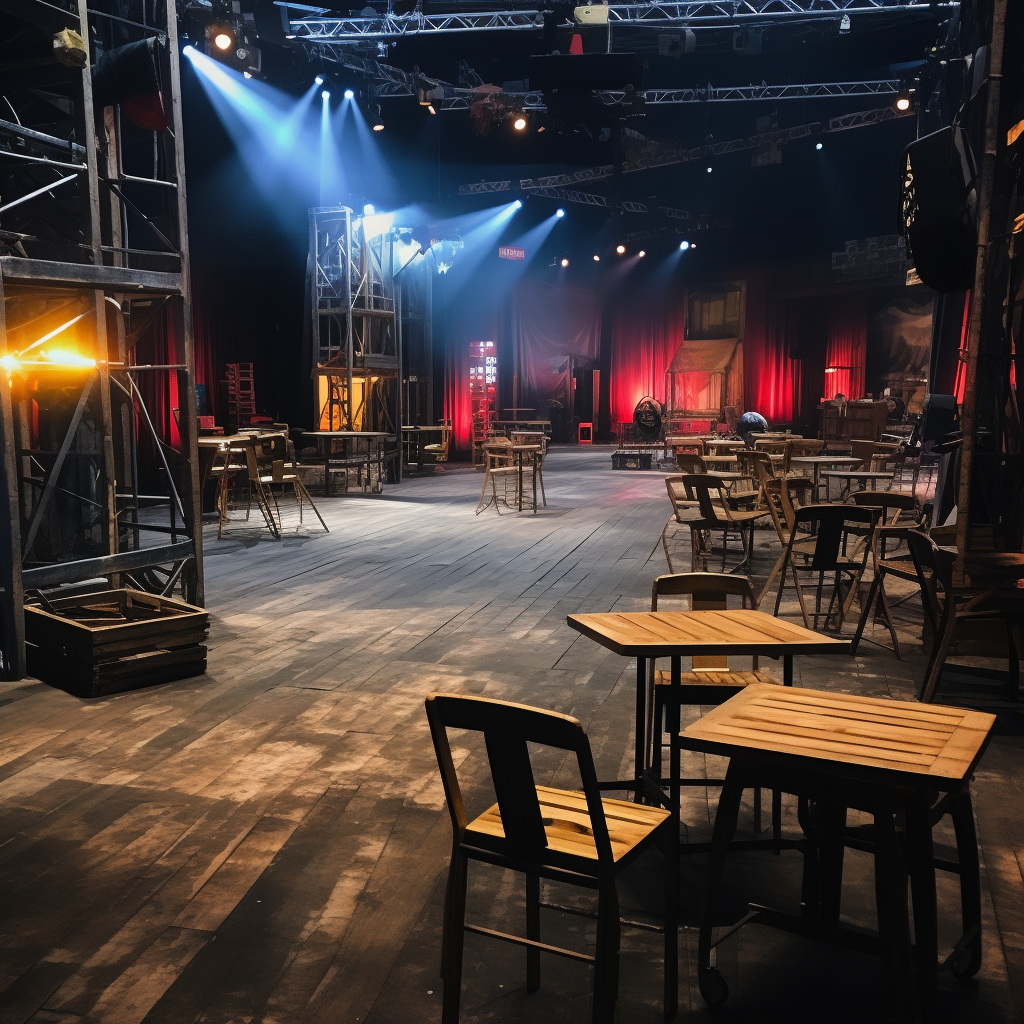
<box><xmin>225</xmin><ymin>362</ymin><xmax>256</xmax><ymax>430</ymax></box>
<box><xmin>25</xmin><ymin>589</ymin><xmax>209</xmax><ymax>698</ymax></box>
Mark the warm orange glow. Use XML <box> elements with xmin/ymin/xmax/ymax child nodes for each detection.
<box><xmin>1</xmin><ymin>349</ymin><xmax>96</xmax><ymax>374</ymax></box>
<box><xmin>214</xmin><ymin>31</ymin><xmax>233</xmax><ymax>50</ymax></box>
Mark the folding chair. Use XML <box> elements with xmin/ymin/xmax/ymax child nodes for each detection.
<box><xmin>425</xmin><ymin>693</ymin><xmax>678</xmax><ymax>1024</ymax></box>
<box><xmin>683</xmin><ymin>473</ymin><xmax>769</xmax><ymax>574</ymax></box>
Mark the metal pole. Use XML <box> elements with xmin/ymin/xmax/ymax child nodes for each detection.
<box><xmin>346</xmin><ymin>209</ymin><xmax>354</xmax><ymax>429</ymax></box>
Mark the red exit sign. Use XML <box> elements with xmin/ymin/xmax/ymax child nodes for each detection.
<box><xmin>498</xmin><ymin>246</ymin><xmax>525</xmax><ymax>260</ymax></box>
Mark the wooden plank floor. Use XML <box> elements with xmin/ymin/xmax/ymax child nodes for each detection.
<box><xmin>0</xmin><ymin>446</ymin><xmax>1020</xmax><ymax>1023</ymax></box>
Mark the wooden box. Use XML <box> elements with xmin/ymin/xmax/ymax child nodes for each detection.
<box><xmin>25</xmin><ymin>589</ymin><xmax>209</xmax><ymax>698</ymax></box>
<box><xmin>611</xmin><ymin>450</ymin><xmax>654</xmax><ymax>470</ymax></box>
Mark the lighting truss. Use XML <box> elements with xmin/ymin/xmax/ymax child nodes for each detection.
<box><xmin>459</xmin><ymin>105</ymin><xmax>914</xmax><ymax>202</ymax></box>
<box><xmin>290</xmin><ymin>0</ymin><xmax>951</xmax><ymax>44</ymax></box>
<box><xmin>600</xmin><ymin>80</ymin><xmax>899</xmax><ymax>105</ymax></box>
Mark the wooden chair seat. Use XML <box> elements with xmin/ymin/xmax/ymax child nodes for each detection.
<box><xmin>654</xmin><ymin>668</ymin><xmax>774</xmax><ymax>688</ymax></box>
<box><xmin>467</xmin><ymin>785</ymin><xmax>669</xmax><ymax>864</ymax></box>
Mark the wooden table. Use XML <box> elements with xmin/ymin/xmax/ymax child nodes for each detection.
<box><xmin>790</xmin><ymin>455</ymin><xmax>861</xmax><ymax>500</ymax></box>
<box><xmin>821</xmin><ymin>469</ymin><xmax>894</xmax><ymax>500</ymax></box>
<box><xmin>565</xmin><ymin>610</ymin><xmax>848</xmax><ymax>811</ymax></box>
<box><xmin>680</xmin><ymin>684</ymin><xmax>995</xmax><ymax>1021</ymax></box>
<box><xmin>511</xmin><ymin>444</ymin><xmax>542</xmax><ymax>513</ymax></box>
<box><xmin>301</xmin><ymin>431</ymin><xmax>392</xmax><ymax>496</ymax></box>
<box><xmin>401</xmin><ymin>425</ymin><xmax>447</xmax><ymax>466</ymax></box>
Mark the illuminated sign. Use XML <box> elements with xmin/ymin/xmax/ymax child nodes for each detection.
<box><xmin>498</xmin><ymin>246</ymin><xmax>525</xmax><ymax>260</ymax></box>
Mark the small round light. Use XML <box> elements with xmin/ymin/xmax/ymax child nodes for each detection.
<box><xmin>344</xmin><ymin>88</ymin><xmax>355</xmax><ymax>100</ymax></box>
<box><xmin>514</xmin><ymin>200</ymin><xmax>522</xmax><ymax>210</ymax></box>
<box><xmin>593</xmin><ymin>254</ymin><xmax>600</xmax><ymax>262</ymax></box>
<box><xmin>616</xmin><ymin>245</ymin><xmax>626</xmax><ymax>255</ymax></box>
<box><xmin>556</xmin><ymin>208</ymin><xmax>565</xmax><ymax>218</ymax></box>
<box><xmin>706</xmin><ymin>166</ymin><xmax>712</xmax><ymax>174</ymax></box>
<box><xmin>213</xmin><ymin>31</ymin><xmax>233</xmax><ymax>50</ymax></box>
<box><xmin>315</xmin><ymin>75</ymin><xmax>324</xmax><ymax>85</ymax></box>
<box><xmin>561</xmin><ymin>258</ymin><xmax>569</xmax><ymax>267</ymax></box>
<box><xmin>235</xmin><ymin>48</ymin><xmax>247</xmax><ymax>60</ymax></box>
<box><xmin>679</xmin><ymin>241</ymin><xmax>690</xmax><ymax>251</ymax></box>
<box><xmin>513</xmin><ymin>116</ymin><xmax>527</xmax><ymax>131</ymax></box>
<box><xmin>363</xmin><ymin>203</ymin><xmax>375</xmax><ymax>215</ymax></box>
<box><xmin>815</xmin><ymin>142</ymin><xmax>823</xmax><ymax>150</ymax></box>
<box><xmin>373</xmin><ymin>121</ymin><xmax>384</xmax><ymax>131</ymax></box>
<box><xmin>182</xmin><ymin>45</ymin><xmax>195</xmax><ymax>57</ymax></box>
<box><xmin>896</xmin><ymin>96</ymin><xmax>911</xmax><ymax>111</ymax></box>
<box><xmin>638</xmin><ymin>250</ymin><xmax>646</xmax><ymax>258</ymax></box>
<box><xmin>321</xmin><ymin>90</ymin><xmax>330</xmax><ymax>101</ymax></box>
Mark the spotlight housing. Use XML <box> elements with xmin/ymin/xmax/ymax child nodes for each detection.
<box><xmin>344</xmin><ymin>88</ymin><xmax>355</xmax><ymax>100</ymax></box>
<box><xmin>561</xmin><ymin>258</ymin><xmax>569</xmax><ymax>267</ymax></box>
<box><xmin>706</xmin><ymin>166</ymin><xmax>712</xmax><ymax>174</ymax></box>
<box><xmin>212</xmin><ymin>29</ymin><xmax>233</xmax><ymax>51</ymax></box>
<box><xmin>679</xmin><ymin>241</ymin><xmax>690</xmax><ymax>251</ymax></box>
<box><xmin>556</xmin><ymin>208</ymin><xmax>565</xmax><ymax>218</ymax></box>
<box><xmin>593</xmin><ymin>255</ymin><xmax>600</xmax><ymax>262</ymax></box>
<box><xmin>514</xmin><ymin>200</ymin><xmax>522</xmax><ymax>210</ymax></box>
<box><xmin>364</xmin><ymin>204</ymin><xmax>375</xmax><ymax>215</ymax></box>
<box><xmin>638</xmin><ymin>250</ymin><xmax>646</xmax><ymax>257</ymax></box>
<box><xmin>321</xmin><ymin>90</ymin><xmax>330</xmax><ymax>101</ymax></box>
<box><xmin>513</xmin><ymin>115</ymin><xmax>527</xmax><ymax>131</ymax></box>
<box><xmin>616</xmin><ymin>245</ymin><xmax>626</xmax><ymax>255</ymax></box>
<box><xmin>895</xmin><ymin>91</ymin><xmax>912</xmax><ymax>112</ymax></box>
<box><xmin>315</xmin><ymin>75</ymin><xmax>324</xmax><ymax>85</ymax></box>
<box><xmin>816</xmin><ymin>142</ymin><xmax>823</xmax><ymax>150</ymax></box>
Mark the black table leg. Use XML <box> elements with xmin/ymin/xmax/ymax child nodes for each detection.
<box><xmin>668</xmin><ymin>654</ymin><xmax>681</xmax><ymax>815</ymax></box>
<box><xmin>634</xmin><ymin>655</ymin><xmax>647</xmax><ymax>804</ymax></box>
<box><xmin>906</xmin><ymin>790</ymin><xmax>937</xmax><ymax>1016</ymax></box>
<box><xmin>949</xmin><ymin>788</ymin><xmax>983</xmax><ymax>978</ymax></box>
<box><xmin>872</xmin><ymin>806</ymin><xmax>916</xmax><ymax>1022</ymax></box>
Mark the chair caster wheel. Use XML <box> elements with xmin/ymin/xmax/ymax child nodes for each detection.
<box><xmin>698</xmin><ymin>966</ymin><xmax>729</xmax><ymax>1007</ymax></box>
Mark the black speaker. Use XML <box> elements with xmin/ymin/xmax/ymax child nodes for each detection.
<box><xmin>900</xmin><ymin>126</ymin><xmax>978</xmax><ymax>292</ymax></box>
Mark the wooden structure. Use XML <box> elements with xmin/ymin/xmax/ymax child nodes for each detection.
<box><xmin>681</xmin><ymin>683</ymin><xmax>995</xmax><ymax>1018</ymax></box>
<box><xmin>469</xmin><ymin>340</ymin><xmax>497</xmax><ymax>466</ymax></box>
<box><xmin>0</xmin><ymin>0</ymin><xmax>203</xmax><ymax>680</ymax></box>
<box><xmin>308</xmin><ymin>207</ymin><xmax>399</xmax><ymax>440</ymax></box>
<box><xmin>819</xmin><ymin>398</ymin><xmax>889</xmax><ymax>442</ymax></box>
<box><xmin>665</xmin><ymin>337</ymin><xmax>741</xmax><ymax>424</ymax></box>
<box><xmin>24</xmin><ymin>588</ymin><xmax>208</xmax><ymax>698</ymax></box>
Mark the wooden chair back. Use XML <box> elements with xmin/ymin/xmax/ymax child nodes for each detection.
<box><xmin>763</xmin><ymin>478</ymin><xmax>812</xmax><ymax>541</ymax></box>
<box><xmin>789</xmin><ymin>438</ymin><xmax>825</xmax><ymax>459</ymax></box>
<box><xmin>850</xmin><ymin>438</ymin><xmax>902</xmax><ymax>471</ymax></box>
<box><xmin>675</xmin><ymin>452</ymin><xmax>705</xmax><ymax>474</ymax></box>
<box><xmin>482</xmin><ymin>437</ymin><xmax>513</xmax><ymax>469</ymax></box>
<box><xmin>789</xmin><ymin>504</ymin><xmax>877</xmax><ymax>571</ymax></box>
<box><xmin>424</xmin><ymin>693</ymin><xmax>615</xmax><ymax>872</ymax></box>
<box><xmin>851</xmin><ymin>489</ymin><xmax>922</xmax><ymax>525</ymax></box>
<box><xmin>651</xmin><ymin>572</ymin><xmax>758</xmax><ymax>669</ymax></box>
<box><xmin>680</xmin><ymin>474</ymin><xmax>730</xmax><ymax>525</ymax></box>
<box><xmin>746</xmin><ymin>450</ymin><xmax>777</xmax><ymax>486</ymax></box>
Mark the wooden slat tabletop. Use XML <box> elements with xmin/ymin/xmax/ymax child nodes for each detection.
<box><xmin>566</xmin><ymin>609</ymin><xmax>850</xmax><ymax>657</ymax></box>
<box><xmin>678</xmin><ymin>683</ymin><xmax>996</xmax><ymax>787</ymax></box>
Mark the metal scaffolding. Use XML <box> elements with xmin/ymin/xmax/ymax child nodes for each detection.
<box><xmin>0</xmin><ymin>0</ymin><xmax>203</xmax><ymax>679</ymax></box>
<box><xmin>308</xmin><ymin>207</ymin><xmax>400</xmax><ymax>435</ymax></box>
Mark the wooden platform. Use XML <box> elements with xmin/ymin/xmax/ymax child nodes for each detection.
<box><xmin>0</xmin><ymin>447</ymin><xmax>1020</xmax><ymax>1023</ymax></box>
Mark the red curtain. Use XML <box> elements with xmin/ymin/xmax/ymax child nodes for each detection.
<box><xmin>823</xmin><ymin>295</ymin><xmax>867</xmax><ymax>401</ymax></box>
<box><xmin>743</xmin><ymin>269</ymin><xmax>800</xmax><ymax>424</ymax></box>
<box><xmin>609</xmin><ymin>290</ymin><xmax>685</xmax><ymax>425</ymax></box>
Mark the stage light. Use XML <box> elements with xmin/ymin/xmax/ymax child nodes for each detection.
<box><xmin>593</xmin><ymin>255</ymin><xmax>600</xmax><ymax>262</ymax></box>
<box><xmin>561</xmin><ymin>258</ymin><xmax>569</xmax><ymax>267</ymax></box>
<box><xmin>213</xmin><ymin>29</ymin><xmax>234</xmax><ymax>51</ymax></box>
<box><xmin>364</xmin><ymin>203</ymin><xmax>375</xmax><ymax>215</ymax></box>
<box><xmin>344</xmin><ymin>89</ymin><xmax>354</xmax><ymax>100</ymax></box>
<box><xmin>679</xmin><ymin>241</ymin><xmax>690</xmax><ymax>251</ymax></box>
<box><xmin>427</xmin><ymin>104</ymin><xmax>436</xmax><ymax>114</ymax></box>
<box><xmin>895</xmin><ymin>92</ymin><xmax>912</xmax><ymax>112</ymax></box>
<box><xmin>556</xmin><ymin>208</ymin><xmax>565</xmax><ymax>218</ymax></box>
<box><xmin>373</xmin><ymin>117</ymin><xmax>384</xmax><ymax>131</ymax></box>
<box><xmin>638</xmin><ymin>250</ymin><xmax>646</xmax><ymax>257</ymax></box>
<box><xmin>616</xmin><ymin>245</ymin><xmax>626</xmax><ymax>255</ymax></box>
<box><xmin>706</xmin><ymin>166</ymin><xmax>712</xmax><ymax>174</ymax></box>
<box><xmin>816</xmin><ymin>142</ymin><xmax>823</xmax><ymax>150</ymax></box>
<box><xmin>321</xmin><ymin>90</ymin><xmax>329</xmax><ymax>101</ymax></box>
<box><xmin>513</xmin><ymin>115</ymin><xmax>527</xmax><ymax>131</ymax></box>
<box><xmin>514</xmin><ymin>200</ymin><xmax>522</xmax><ymax>210</ymax></box>
<box><xmin>315</xmin><ymin>75</ymin><xmax>324</xmax><ymax>85</ymax></box>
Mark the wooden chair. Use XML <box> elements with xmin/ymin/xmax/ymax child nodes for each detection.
<box><xmin>647</xmin><ymin>572</ymin><xmax>777</xmax><ymax>832</ymax></box>
<box><xmin>424</xmin><ymin>419</ymin><xmax>451</xmax><ymax>463</ymax></box>
<box><xmin>425</xmin><ymin>693</ymin><xmax>677</xmax><ymax>1024</ymax></box>
<box><xmin>848</xmin><ymin>490</ymin><xmax>923</xmax><ymax>560</ymax></box>
<box><xmin>760</xmin><ymin>476</ymin><xmax>817</xmax><ymax>601</ymax></box>
<box><xmin>661</xmin><ymin>474</ymin><xmax>701</xmax><ymax>572</ymax></box>
<box><xmin>245</xmin><ymin>435</ymin><xmax>328</xmax><ymax>535</ymax></box>
<box><xmin>683</xmin><ymin>474</ymin><xmax>769</xmax><ymax>573</ymax></box>
<box><xmin>675</xmin><ymin>452</ymin><xmax>705</xmax><ymax>474</ymax></box>
<box><xmin>903</xmin><ymin>532</ymin><xmax>1023</xmax><ymax>704</ymax></box>
<box><xmin>773</xmin><ymin>504</ymin><xmax>877</xmax><ymax>631</ymax></box>
<box><xmin>850</xmin><ymin>438</ymin><xmax>902</xmax><ymax>472</ymax></box>
<box><xmin>753</xmin><ymin>438</ymin><xmax>792</xmax><ymax>476</ymax></box>
<box><xmin>476</xmin><ymin>438</ymin><xmax>518</xmax><ymax>514</ymax></box>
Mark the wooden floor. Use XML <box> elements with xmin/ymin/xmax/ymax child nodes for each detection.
<box><xmin>0</xmin><ymin>446</ymin><xmax>1021</xmax><ymax>1023</ymax></box>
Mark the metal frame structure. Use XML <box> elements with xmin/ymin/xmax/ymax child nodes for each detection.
<box><xmin>290</xmin><ymin>0</ymin><xmax>952</xmax><ymax>45</ymax></box>
<box><xmin>0</xmin><ymin>0</ymin><xmax>203</xmax><ymax>679</ymax></box>
<box><xmin>308</xmin><ymin>207</ymin><xmax>400</xmax><ymax>437</ymax></box>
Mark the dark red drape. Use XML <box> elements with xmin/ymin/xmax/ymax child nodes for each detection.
<box><xmin>743</xmin><ymin>269</ymin><xmax>800</xmax><ymax>425</ymax></box>
<box><xmin>824</xmin><ymin>295</ymin><xmax>868</xmax><ymax>400</ymax></box>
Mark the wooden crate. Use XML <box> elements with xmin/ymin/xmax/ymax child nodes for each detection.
<box><xmin>25</xmin><ymin>589</ymin><xmax>209</xmax><ymax>698</ymax></box>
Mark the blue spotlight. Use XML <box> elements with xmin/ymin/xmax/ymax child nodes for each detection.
<box><xmin>182</xmin><ymin>44</ymin><xmax>195</xmax><ymax>58</ymax></box>
<box><xmin>679</xmin><ymin>240</ymin><xmax>690</xmax><ymax>251</ymax></box>
<box><xmin>556</xmin><ymin>208</ymin><xmax>565</xmax><ymax>218</ymax></box>
<box><xmin>706</xmin><ymin>166</ymin><xmax>712</xmax><ymax>174</ymax></box>
<box><xmin>315</xmin><ymin>75</ymin><xmax>324</xmax><ymax>85</ymax></box>
<box><xmin>321</xmin><ymin>90</ymin><xmax>330</xmax><ymax>101</ymax></box>
<box><xmin>816</xmin><ymin>142</ymin><xmax>823</xmax><ymax>150</ymax></box>
<box><xmin>344</xmin><ymin>89</ymin><xmax>355</xmax><ymax>100</ymax></box>
<box><xmin>364</xmin><ymin>203</ymin><xmax>375</xmax><ymax>215</ymax></box>
<box><xmin>514</xmin><ymin>200</ymin><xmax>522</xmax><ymax>210</ymax></box>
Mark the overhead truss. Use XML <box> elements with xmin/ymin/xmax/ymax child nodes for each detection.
<box><xmin>291</xmin><ymin>0</ymin><xmax>951</xmax><ymax>44</ymax></box>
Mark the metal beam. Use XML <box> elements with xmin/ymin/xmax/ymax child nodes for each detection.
<box><xmin>292</xmin><ymin>0</ymin><xmax>950</xmax><ymax>43</ymax></box>
<box><xmin>21</xmin><ymin>541</ymin><xmax>196</xmax><ymax>589</ymax></box>
<box><xmin>600</xmin><ymin>80</ymin><xmax>899</xmax><ymax>105</ymax></box>
<box><xmin>0</xmin><ymin>257</ymin><xmax>183</xmax><ymax>293</ymax></box>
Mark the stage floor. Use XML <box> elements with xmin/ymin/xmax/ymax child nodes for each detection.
<box><xmin>0</xmin><ymin>446</ymin><xmax>1020</xmax><ymax>1023</ymax></box>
